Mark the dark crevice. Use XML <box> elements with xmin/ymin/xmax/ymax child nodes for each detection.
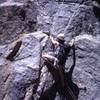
<box><xmin>27</xmin><ymin>20</ymin><xmax>37</xmax><ymax>32</ymax></box>
<box><xmin>18</xmin><ymin>9</ymin><xmax>26</xmax><ymax>21</ymax></box>
<box><xmin>39</xmin><ymin>83</ymin><xmax>57</xmax><ymax>100</ymax></box>
<box><xmin>6</xmin><ymin>40</ymin><xmax>22</xmax><ymax>61</ymax></box>
<box><xmin>13</xmin><ymin>7</ymin><xmax>26</xmax><ymax>21</ymax></box>
<box><xmin>93</xmin><ymin>6</ymin><xmax>100</xmax><ymax>21</ymax></box>
<box><xmin>92</xmin><ymin>0</ymin><xmax>100</xmax><ymax>21</ymax></box>
<box><xmin>56</xmin><ymin>0</ymin><xmax>87</xmax><ymax>4</ymax></box>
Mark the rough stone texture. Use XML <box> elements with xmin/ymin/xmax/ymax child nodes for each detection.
<box><xmin>0</xmin><ymin>0</ymin><xmax>100</xmax><ymax>100</ymax></box>
<box><xmin>0</xmin><ymin>0</ymin><xmax>38</xmax><ymax>45</ymax></box>
<box><xmin>74</xmin><ymin>38</ymin><xmax>100</xmax><ymax>100</ymax></box>
<box><xmin>0</xmin><ymin>0</ymin><xmax>6</xmax><ymax>4</ymax></box>
<box><xmin>64</xmin><ymin>5</ymin><xmax>100</xmax><ymax>41</ymax></box>
<box><xmin>0</xmin><ymin>32</ymin><xmax>41</xmax><ymax>100</ymax></box>
<box><xmin>37</xmin><ymin>0</ymin><xmax>92</xmax><ymax>35</ymax></box>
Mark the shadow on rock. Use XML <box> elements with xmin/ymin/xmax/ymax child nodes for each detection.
<box><xmin>39</xmin><ymin>60</ymin><xmax>79</xmax><ymax>100</ymax></box>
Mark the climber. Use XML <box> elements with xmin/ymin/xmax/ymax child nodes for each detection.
<box><xmin>52</xmin><ymin>34</ymin><xmax>75</xmax><ymax>87</ymax></box>
<box><xmin>42</xmin><ymin>34</ymin><xmax>75</xmax><ymax>87</ymax></box>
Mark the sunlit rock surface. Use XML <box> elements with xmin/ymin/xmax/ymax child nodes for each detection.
<box><xmin>0</xmin><ymin>0</ymin><xmax>100</xmax><ymax>100</ymax></box>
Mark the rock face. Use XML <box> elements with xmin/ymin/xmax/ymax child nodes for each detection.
<box><xmin>0</xmin><ymin>0</ymin><xmax>38</xmax><ymax>45</ymax></box>
<box><xmin>0</xmin><ymin>33</ymin><xmax>41</xmax><ymax>100</ymax></box>
<box><xmin>0</xmin><ymin>0</ymin><xmax>100</xmax><ymax>100</ymax></box>
<box><xmin>74</xmin><ymin>37</ymin><xmax>100</xmax><ymax>100</ymax></box>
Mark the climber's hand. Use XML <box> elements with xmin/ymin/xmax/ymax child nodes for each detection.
<box><xmin>69</xmin><ymin>39</ymin><xmax>75</xmax><ymax>47</ymax></box>
<box><xmin>50</xmin><ymin>36</ymin><xmax>59</xmax><ymax>47</ymax></box>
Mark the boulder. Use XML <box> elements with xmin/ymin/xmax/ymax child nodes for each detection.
<box><xmin>0</xmin><ymin>0</ymin><xmax>100</xmax><ymax>100</ymax></box>
<box><xmin>0</xmin><ymin>32</ymin><xmax>41</xmax><ymax>100</ymax></box>
<box><xmin>0</xmin><ymin>0</ymin><xmax>38</xmax><ymax>45</ymax></box>
<box><xmin>73</xmin><ymin>36</ymin><xmax>100</xmax><ymax>100</ymax></box>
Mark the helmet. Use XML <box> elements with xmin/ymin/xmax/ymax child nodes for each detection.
<box><xmin>57</xmin><ymin>33</ymin><xmax>64</xmax><ymax>41</ymax></box>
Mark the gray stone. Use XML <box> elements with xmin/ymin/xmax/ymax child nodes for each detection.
<box><xmin>72</xmin><ymin>37</ymin><xmax>100</xmax><ymax>100</ymax></box>
<box><xmin>51</xmin><ymin>3</ymin><xmax>79</xmax><ymax>35</ymax></box>
<box><xmin>0</xmin><ymin>0</ymin><xmax>100</xmax><ymax>100</ymax></box>
<box><xmin>0</xmin><ymin>33</ymin><xmax>41</xmax><ymax>100</ymax></box>
<box><xmin>10</xmin><ymin>34</ymin><xmax>40</xmax><ymax>100</ymax></box>
<box><xmin>64</xmin><ymin>5</ymin><xmax>100</xmax><ymax>42</ymax></box>
<box><xmin>0</xmin><ymin>0</ymin><xmax>6</xmax><ymax>4</ymax></box>
<box><xmin>0</xmin><ymin>1</ymin><xmax>38</xmax><ymax>45</ymax></box>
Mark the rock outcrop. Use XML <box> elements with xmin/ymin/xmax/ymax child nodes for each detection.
<box><xmin>0</xmin><ymin>0</ymin><xmax>100</xmax><ymax>100</ymax></box>
<box><xmin>0</xmin><ymin>0</ymin><xmax>38</xmax><ymax>45</ymax></box>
